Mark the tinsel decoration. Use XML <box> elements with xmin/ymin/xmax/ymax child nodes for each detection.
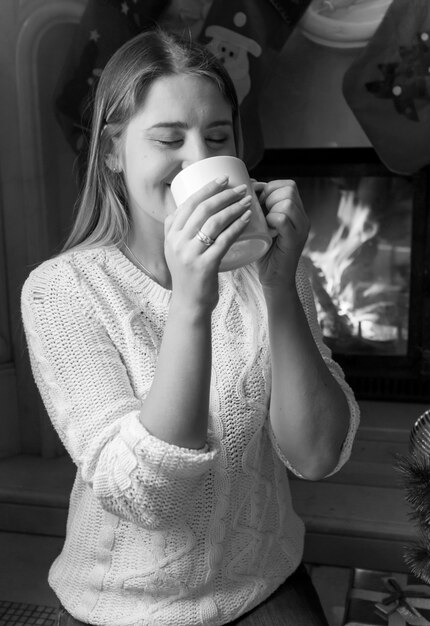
<box><xmin>397</xmin><ymin>409</ymin><xmax>430</xmax><ymax>584</ymax></box>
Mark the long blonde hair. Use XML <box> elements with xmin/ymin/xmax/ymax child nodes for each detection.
<box><xmin>62</xmin><ymin>29</ymin><xmax>243</xmax><ymax>252</ymax></box>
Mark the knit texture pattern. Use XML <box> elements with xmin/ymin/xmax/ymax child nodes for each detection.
<box><xmin>21</xmin><ymin>246</ymin><xmax>359</xmax><ymax>626</ymax></box>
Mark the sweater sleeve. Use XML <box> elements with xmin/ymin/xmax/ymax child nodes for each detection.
<box><xmin>268</xmin><ymin>257</ymin><xmax>360</xmax><ymax>479</ymax></box>
<box><xmin>21</xmin><ymin>259</ymin><xmax>218</xmax><ymax>529</ymax></box>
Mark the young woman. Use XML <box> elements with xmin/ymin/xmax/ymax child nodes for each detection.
<box><xmin>21</xmin><ymin>29</ymin><xmax>359</xmax><ymax>626</ymax></box>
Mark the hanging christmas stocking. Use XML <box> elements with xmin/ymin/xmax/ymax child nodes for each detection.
<box><xmin>199</xmin><ymin>0</ymin><xmax>313</xmax><ymax>169</ymax></box>
<box><xmin>342</xmin><ymin>0</ymin><xmax>430</xmax><ymax>174</ymax></box>
<box><xmin>55</xmin><ymin>0</ymin><xmax>170</xmax><ymax>157</ymax></box>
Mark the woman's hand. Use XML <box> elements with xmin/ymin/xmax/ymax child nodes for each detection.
<box><xmin>256</xmin><ymin>180</ymin><xmax>310</xmax><ymax>293</ymax></box>
<box><xmin>165</xmin><ymin>177</ymin><xmax>252</xmax><ymax>311</ymax></box>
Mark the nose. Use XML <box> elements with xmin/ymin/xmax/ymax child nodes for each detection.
<box><xmin>181</xmin><ymin>135</ymin><xmax>211</xmax><ymax>170</ymax></box>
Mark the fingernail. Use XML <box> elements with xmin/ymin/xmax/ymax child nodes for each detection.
<box><xmin>241</xmin><ymin>209</ymin><xmax>252</xmax><ymax>222</ymax></box>
<box><xmin>234</xmin><ymin>184</ymin><xmax>248</xmax><ymax>195</ymax></box>
<box><xmin>215</xmin><ymin>175</ymin><xmax>229</xmax><ymax>185</ymax></box>
<box><xmin>239</xmin><ymin>195</ymin><xmax>252</xmax><ymax>206</ymax></box>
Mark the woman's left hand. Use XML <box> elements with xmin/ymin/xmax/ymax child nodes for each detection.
<box><xmin>256</xmin><ymin>179</ymin><xmax>310</xmax><ymax>292</ymax></box>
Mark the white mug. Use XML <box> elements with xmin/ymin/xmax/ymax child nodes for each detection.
<box><xmin>170</xmin><ymin>156</ymin><xmax>272</xmax><ymax>271</ymax></box>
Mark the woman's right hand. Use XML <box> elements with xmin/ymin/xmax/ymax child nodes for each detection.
<box><xmin>164</xmin><ymin>176</ymin><xmax>252</xmax><ymax>312</ymax></box>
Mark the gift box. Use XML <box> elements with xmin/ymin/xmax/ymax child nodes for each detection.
<box><xmin>344</xmin><ymin>568</ymin><xmax>430</xmax><ymax>626</ymax></box>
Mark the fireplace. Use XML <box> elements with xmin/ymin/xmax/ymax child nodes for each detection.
<box><xmin>251</xmin><ymin>148</ymin><xmax>430</xmax><ymax>402</ymax></box>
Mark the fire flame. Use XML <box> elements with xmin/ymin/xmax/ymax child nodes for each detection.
<box><xmin>305</xmin><ymin>190</ymin><xmax>379</xmax><ymax>338</ymax></box>
<box><xmin>308</xmin><ymin>190</ymin><xmax>378</xmax><ymax>295</ymax></box>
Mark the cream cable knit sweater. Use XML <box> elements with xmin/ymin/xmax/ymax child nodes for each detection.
<box><xmin>21</xmin><ymin>246</ymin><xmax>359</xmax><ymax>626</ymax></box>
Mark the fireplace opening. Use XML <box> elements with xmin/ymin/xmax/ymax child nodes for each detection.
<box><xmin>251</xmin><ymin>149</ymin><xmax>430</xmax><ymax>402</ymax></box>
<box><xmin>302</xmin><ymin>174</ymin><xmax>411</xmax><ymax>357</ymax></box>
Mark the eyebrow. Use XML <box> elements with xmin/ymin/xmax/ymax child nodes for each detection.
<box><xmin>147</xmin><ymin>120</ymin><xmax>233</xmax><ymax>130</ymax></box>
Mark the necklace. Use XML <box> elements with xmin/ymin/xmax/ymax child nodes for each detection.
<box><xmin>123</xmin><ymin>243</ymin><xmax>161</xmax><ymax>284</ymax></box>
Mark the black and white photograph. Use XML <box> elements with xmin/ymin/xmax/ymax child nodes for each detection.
<box><xmin>0</xmin><ymin>1</ymin><xmax>430</xmax><ymax>624</ymax></box>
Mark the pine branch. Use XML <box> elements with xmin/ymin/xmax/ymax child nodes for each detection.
<box><xmin>404</xmin><ymin>539</ymin><xmax>430</xmax><ymax>585</ymax></box>
<box><xmin>396</xmin><ymin>450</ymin><xmax>430</xmax><ymax>582</ymax></box>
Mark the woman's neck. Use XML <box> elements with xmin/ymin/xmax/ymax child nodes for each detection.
<box><xmin>125</xmin><ymin>228</ymin><xmax>172</xmax><ymax>289</ymax></box>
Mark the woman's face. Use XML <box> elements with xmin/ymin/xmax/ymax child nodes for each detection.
<box><xmin>116</xmin><ymin>73</ymin><xmax>236</xmax><ymax>234</ymax></box>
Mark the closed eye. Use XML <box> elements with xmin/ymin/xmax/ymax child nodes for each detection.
<box><xmin>155</xmin><ymin>139</ymin><xmax>182</xmax><ymax>146</ymax></box>
<box><xmin>155</xmin><ymin>137</ymin><xmax>229</xmax><ymax>147</ymax></box>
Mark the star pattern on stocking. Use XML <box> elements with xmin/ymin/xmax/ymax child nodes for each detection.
<box><xmin>365</xmin><ymin>32</ymin><xmax>430</xmax><ymax>122</ymax></box>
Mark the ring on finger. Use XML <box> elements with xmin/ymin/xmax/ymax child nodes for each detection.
<box><xmin>195</xmin><ymin>229</ymin><xmax>215</xmax><ymax>247</ymax></box>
